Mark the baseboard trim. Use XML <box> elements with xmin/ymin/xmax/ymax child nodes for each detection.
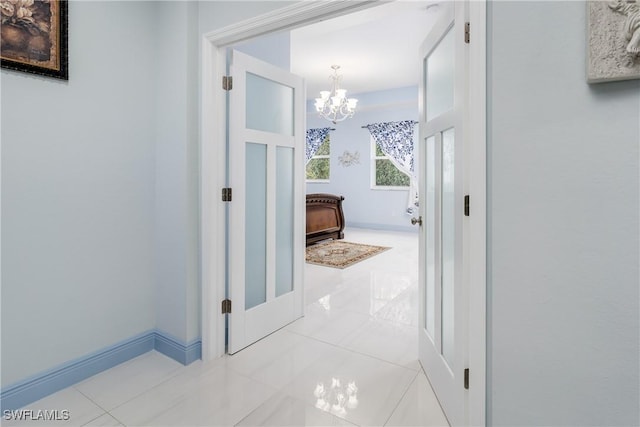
<box><xmin>346</xmin><ymin>222</ymin><xmax>418</xmax><ymax>233</ymax></box>
<box><xmin>1</xmin><ymin>330</ymin><xmax>202</xmax><ymax>411</ymax></box>
<box><xmin>153</xmin><ymin>332</ymin><xmax>202</xmax><ymax>365</ymax></box>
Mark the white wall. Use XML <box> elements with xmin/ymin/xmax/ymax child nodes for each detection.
<box><xmin>1</xmin><ymin>1</ymin><xmax>157</xmax><ymax>386</ymax></box>
<box><xmin>487</xmin><ymin>1</ymin><xmax>640</xmax><ymax>425</ymax></box>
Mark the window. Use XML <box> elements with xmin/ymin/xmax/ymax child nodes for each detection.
<box><xmin>371</xmin><ymin>139</ymin><xmax>410</xmax><ymax>188</ymax></box>
<box><xmin>306</xmin><ymin>134</ymin><xmax>330</xmax><ymax>181</ymax></box>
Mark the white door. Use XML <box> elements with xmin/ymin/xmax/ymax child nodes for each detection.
<box><xmin>417</xmin><ymin>2</ymin><xmax>469</xmax><ymax>426</ymax></box>
<box><xmin>227</xmin><ymin>50</ymin><xmax>305</xmax><ymax>354</ymax></box>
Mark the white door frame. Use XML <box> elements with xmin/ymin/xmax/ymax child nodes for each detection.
<box><xmin>200</xmin><ymin>1</ymin><xmax>486</xmax><ymax>425</ymax></box>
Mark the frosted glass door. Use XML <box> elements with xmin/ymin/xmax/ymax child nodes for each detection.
<box><xmin>246</xmin><ymin>72</ymin><xmax>294</xmax><ymax>136</ymax></box>
<box><xmin>422</xmin><ymin>24</ymin><xmax>458</xmax><ymax>371</ymax></box>
<box><xmin>425</xmin><ymin>135</ymin><xmax>436</xmax><ymax>338</ymax></box>
<box><xmin>441</xmin><ymin>127</ymin><xmax>455</xmax><ymax>365</ymax></box>
<box><xmin>228</xmin><ymin>50</ymin><xmax>305</xmax><ymax>354</ymax></box>
<box><xmin>426</xmin><ymin>28</ymin><xmax>455</xmax><ymax>121</ymax></box>
<box><xmin>417</xmin><ymin>2</ymin><xmax>467</xmax><ymax>425</ymax></box>
<box><xmin>276</xmin><ymin>147</ymin><xmax>294</xmax><ymax>297</ymax></box>
<box><xmin>245</xmin><ymin>143</ymin><xmax>267</xmax><ymax>310</ymax></box>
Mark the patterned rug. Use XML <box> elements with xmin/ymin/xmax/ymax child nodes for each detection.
<box><xmin>305</xmin><ymin>240</ymin><xmax>391</xmax><ymax>269</ymax></box>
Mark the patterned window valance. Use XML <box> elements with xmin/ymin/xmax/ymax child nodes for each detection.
<box><xmin>364</xmin><ymin>120</ymin><xmax>419</xmax><ymax>214</ymax></box>
<box><xmin>306</xmin><ymin>127</ymin><xmax>332</xmax><ymax>164</ymax></box>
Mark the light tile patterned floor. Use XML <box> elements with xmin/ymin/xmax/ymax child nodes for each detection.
<box><xmin>5</xmin><ymin>229</ymin><xmax>449</xmax><ymax>427</ymax></box>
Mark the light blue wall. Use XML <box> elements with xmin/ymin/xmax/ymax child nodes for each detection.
<box><xmin>154</xmin><ymin>1</ymin><xmax>200</xmax><ymax>344</ymax></box>
<box><xmin>487</xmin><ymin>1</ymin><xmax>640</xmax><ymax>425</ymax></box>
<box><xmin>307</xmin><ymin>86</ymin><xmax>419</xmax><ymax>232</ymax></box>
<box><xmin>2</xmin><ymin>0</ymin><xmax>300</xmax><ymax>394</ymax></box>
<box><xmin>1</xmin><ymin>1</ymin><xmax>157</xmax><ymax>387</ymax></box>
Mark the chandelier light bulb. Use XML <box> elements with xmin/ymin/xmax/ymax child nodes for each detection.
<box><xmin>315</xmin><ymin>65</ymin><xmax>358</xmax><ymax>124</ymax></box>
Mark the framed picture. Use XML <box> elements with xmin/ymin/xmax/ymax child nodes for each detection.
<box><xmin>1</xmin><ymin>0</ymin><xmax>68</xmax><ymax>80</ymax></box>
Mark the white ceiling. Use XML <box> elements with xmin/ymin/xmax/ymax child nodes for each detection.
<box><xmin>290</xmin><ymin>1</ymin><xmax>443</xmax><ymax>99</ymax></box>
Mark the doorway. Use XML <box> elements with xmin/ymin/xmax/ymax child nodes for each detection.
<box><xmin>200</xmin><ymin>2</ymin><xmax>487</xmax><ymax>425</ymax></box>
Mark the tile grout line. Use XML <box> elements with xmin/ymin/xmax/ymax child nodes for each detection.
<box><xmin>72</xmin><ymin>386</ymin><xmax>114</xmax><ymax>424</ymax></box>
<box><xmin>382</xmin><ymin>369</ymin><xmax>421</xmax><ymax>427</ymax></box>
<box><xmin>286</xmin><ymin>326</ymin><xmax>422</xmax><ymax>374</ymax></box>
<box><xmin>77</xmin><ymin>354</ymin><xmax>186</xmax><ymax>417</ymax></box>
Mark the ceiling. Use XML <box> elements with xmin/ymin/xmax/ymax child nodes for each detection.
<box><xmin>290</xmin><ymin>1</ymin><xmax>443</xmax><ymax>99</ymax></box>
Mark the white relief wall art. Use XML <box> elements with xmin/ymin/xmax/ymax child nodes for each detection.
<box><xmin>338</xmin><ymin>150</ymin><xmax>360</xmax><ymax>167</ymax></box>
<box><xmin>588</xmin><ymin>1</ymin><xmax>640</xmax><ymax>83</ymax></box>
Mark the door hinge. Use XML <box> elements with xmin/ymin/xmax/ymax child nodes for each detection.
<box><xmin>222</xmin><ymin>187</ymin><xmax>232</xmax><ymax>202</ymax></box>
<box><xmin>464</xmin><ymin>22</ymin><xmax>470</xmax><ymax>44</ymax></box>
<box><xmin>222</xmin><ymin>75</ymin><xmax>233</xmax><ymax>91</ymax></box>
<box><xmin>221</xmin><ymin>299</ymin><xmax>232</xmax><ymax>314</ymax></box>
<box><xmin>464</xmin><ymin>195</ymin><xmax>470</xmax><ymax>216</ymax></box>
<box><xmin>464</xmin><ymin>368</ymin><xmax>470</xmax><ymax>389</ymax></box>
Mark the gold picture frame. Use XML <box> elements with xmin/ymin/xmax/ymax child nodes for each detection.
<box><xmin>1</xmin><ymin>0</ymin><xmax>68</xmax><ymax>80</ymax></box>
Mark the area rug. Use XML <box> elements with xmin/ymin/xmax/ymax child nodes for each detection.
<box><xmin>305</xmin><ymin>240</ymin><xmax>391</xmax><ymax>269</ymax></box>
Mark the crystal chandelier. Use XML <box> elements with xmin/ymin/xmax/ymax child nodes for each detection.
<box><xmin>314</xmin><ymin>65</ymin><xmax>358</xmax><ymax>124</ymax></box>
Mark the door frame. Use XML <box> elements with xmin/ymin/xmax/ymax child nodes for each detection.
<box><xmin>200</xmin><ymin>0</ymin><xmax>385</xmax><ymax>362</ymax></box>
<box><xmin>200</xmin><ymin>1</ymin><xmax>486</xmax><ymax>425</ymax></box>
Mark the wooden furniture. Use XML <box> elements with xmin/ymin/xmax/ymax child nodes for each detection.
<box><xmin>306</xmin><ymin>193</ymin><xmax>345</xmax><ymax>246</ymax></box>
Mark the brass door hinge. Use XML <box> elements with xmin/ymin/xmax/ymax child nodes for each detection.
<box><xmin>222</xmin><ymin>76</ymin><xmax>233</xmax><ymax>91</ymax></box>
<box><xmin>222</xmin><ymin>188</ymin><xmax>232</xmax><ymax>202</ymax></box>
<box><xmin>221</xmin><ymin>299</ymin><xmax>232</xmax><ymax>314</ymax></box>
<box><xmin>464</xmin><ymin>22</ymin><xmax>470</xmax><ymax>44</ymax></box>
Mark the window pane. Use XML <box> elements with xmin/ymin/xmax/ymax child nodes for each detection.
<box><xmin>375</xmin><ymin>159</ymin><xmax>410</xmax><ymax>187</ymax></box>
<box><xmin>375</xmin><ymin>144</ymin><xmax>384</xmax><ymax>157</ymax></box>
<box><xmin>246</xmin><ymin>72</ymin><xmax>294</xmax><ymax>135</ymax></box>
<box><xmin>425</xmin><ymin>26</ymin><xmax>455</xmax><ymax>121</ymax></box>
<box><xmin>245</xmin><ymin>142</ymin><xmax>267</xmax><ymax>310</ymax></box>
<box><xmin>306</xmin><ymin>158</ymin><xmax>330</xmax><ymax>180</ymax></box>
<box><xmin>441</xmin><ymin>127</ymin><xmax>455</xmax><ymax>365</ymax></box>
<box><xmin>315</xmin><ymin>136</ymin><xmax>330</xmax><ymax>155</ymax></box>
<box><xmin>276</xmin><ymin>147</ymin><xmax>294</xmax><ymax>297</ymax></box>
<box><xmin>425</xmin><ymin>135</ymin><xmax>436</xmax><ymax>338</ymax></box>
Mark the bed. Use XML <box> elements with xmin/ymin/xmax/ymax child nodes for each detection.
<box><xmin>306</xmin><ymin>193</ymin><xmax>345</xmax><ymax>246</ymax></box>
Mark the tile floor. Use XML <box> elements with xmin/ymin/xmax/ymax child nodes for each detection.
<box><xmin>5</xmin><ymin>228</ymin><xmax>449</xmax><ymax>427</ymax></box>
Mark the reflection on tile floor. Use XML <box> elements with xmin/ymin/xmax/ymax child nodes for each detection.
<box><xmin>7</xmin><ymin>229</ymin><xmax>449</xmax><ymax>427</ymax></box>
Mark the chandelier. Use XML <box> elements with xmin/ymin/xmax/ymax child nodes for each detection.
<box><xmin>314</xmin><ymin>65</ymin><xmax>358</xmax><ymax>124</ymax></box>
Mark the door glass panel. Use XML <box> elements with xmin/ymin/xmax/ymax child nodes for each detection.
<box><xmin>425</xmin><ymin>135</ymin><xmax>436</xmax><ymax>338</ymax></box>
<box><xmin>246</xmin><ymin>72</ymin><xmax>294</xmax><ymax>136</ymax></box>
<box><xmin>425</xmin><ymin>26</ymin><xmax>455</xmax><ymax>122</ymax></box>
<box><xmin>441</xmin><ymin>128</ymin><xmax>455</xmax><ymax>364</ymax></box>
<box><xmin>245</xmin><ymin>142</ymin><xmax>267</xmax><ymax>310</ymax></box>
<box><xmin>276</xmin><ymin>146</ymin><xmax>294</xmax><ymax>297</ymax></box>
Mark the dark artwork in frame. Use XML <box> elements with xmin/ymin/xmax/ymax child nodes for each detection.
<box><xmin>1</xmin><ymin>0</ymin><xmax>68</xmax><ymax>80</ymax></box>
